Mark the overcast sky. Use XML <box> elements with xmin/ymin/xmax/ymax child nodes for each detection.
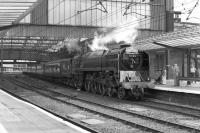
<box><xmin>174</xmin><ymin>0</ymin><xmax>200</xmax><ymax>23</ymax></box>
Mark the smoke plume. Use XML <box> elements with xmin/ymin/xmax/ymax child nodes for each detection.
<box><xmin>89</xmin><ymin>17</ymin><xmax>138</xmax><ymax>51</ymax></box>
<box><xmin>48</xmin><ymin>39</ymin><xmax>81</xmax><ymax>53</ymax></box>
<box><xmin>63</xmin><ymin>39</ymin><xmax>81</xmax><ymax>52</ymax></box>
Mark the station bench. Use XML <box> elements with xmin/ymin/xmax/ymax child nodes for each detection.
<box><xmin>177</xmin><ymin>76</ymin><xmax>200</xmax><ymax>85</ymax></box>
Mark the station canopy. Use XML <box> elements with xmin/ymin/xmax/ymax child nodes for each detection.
<box><xmin>0</xmin><ymin>0</ymin><xmax>64</xmax><ymax>50</ymax></box>
<box><xmin>0</xmin><ymin>0</ymin><xmax>102</xmax><ymax>62</ymax></box>
<box><xmin>0</xmin><ymin>0</ymin><xmax>37</xmax><ymax>27</ymax></box>
<box><xmin>0</xmin><ymin>0</ymin><xmax>199</xmax><ymax>62</ymax></box>
<box><xmin>135</xmin><ymin>25</ymin><xmax>200</xmax><ymax>51</ymax></box>
<box><xmin>0</xmin><ymin>0</ymin><xmax>64</xmax><ymax>62</ymax></box>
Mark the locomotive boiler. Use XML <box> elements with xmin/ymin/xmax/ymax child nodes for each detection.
<box><xmin>76</xmin><ymin>46</ymin><xmax>153</xmax><ymax>99</ymax></box>
<box><xmin>25</xmin><ymin>45</ymin><xmax>154</xmax><ymax>100</ymax></box>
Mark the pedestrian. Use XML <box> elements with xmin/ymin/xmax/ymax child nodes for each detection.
<box><xmin>161</xmin><ymin>67</ymin><xmax>167</xmax><ymax>85</ymax></box>
<box><xmin>190</xmin><ymin>64</ymin><xmax>196</xmax><ymax>84</ymax></box>
<box><xmin>197</xmin><ymin>68</ymin><xmax>200</xmax><ymax>78</ymax></box>
<box><xmin>172</xmin><ymin>64</ymin><xmax>180</xmax><ymax>86</ymax></box>
<box><xmin>190</xmin><ymin>64</ymin><xmax>196</xmax><ymax>78</ymax></box>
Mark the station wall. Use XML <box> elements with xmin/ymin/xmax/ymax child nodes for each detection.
<box><xmin>148</xmin><ymin>49</ymin><xmax>184</xmax><ymax>80</ymax></box>
<box><xmin>26</xmin><ymin>0</ymin><xmax>174</xmax><ymax>38</ymax></box>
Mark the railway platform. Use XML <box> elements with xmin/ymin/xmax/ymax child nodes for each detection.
<box><xmin>0</xmin><ymin>89</ymin><xmax>90</xmax><ymax>133</ymax></box>
<box><xmin>146</xmin><ymin>80</ymin><xmax>200</xmax><ymax>107</ymax></box>
<box><xmin>154</xmin><ymin>79</ymin><xmax>200</xmax><ymax>94</ymax></box>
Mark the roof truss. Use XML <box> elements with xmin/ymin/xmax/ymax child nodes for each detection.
<box><xmin>0</xmin><ymin>0</ymin><xmax>37</xmax><ymax>27</ymax></box>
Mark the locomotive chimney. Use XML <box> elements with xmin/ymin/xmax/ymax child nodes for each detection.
<box><xmin>119</xmin><ymin>41</ymin><xmax>131</xmax><ymax>48</ymax></box>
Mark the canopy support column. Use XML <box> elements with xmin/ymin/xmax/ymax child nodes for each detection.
<box><xmin>1</xmin><ymin>38</ymin><xmax>3</xmax><ymax>74</ymax></box>
<box><xmin>165</xmin><ymin>49</ymin><xmax>170</xmax><ymax>79</ymax></box>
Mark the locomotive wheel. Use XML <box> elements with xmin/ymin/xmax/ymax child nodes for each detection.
<box><xmin>69</xmin><ymin>79</ymin><xmax>73</xmax><ymax>87</ymax></box>
<box><xmin>76</xmin><ymin>80</ymin><xmax>80</xmax><ymax>89</ymax></box>
<box><xmin>64</xmin><ymin>79</ymin><xmax>68</xmax><ymax>86</ymax></box>
<box><xmin>72</xmin><ymin>79</ymin><xmax>76</xmax><ymax>87</ymax></box>
<box><xmin>68</xmin><ymin>79</ymin><xmax>71</xmax><ymax>86</ymax></box>
<box><xmin>66</xmin><ymin>79</ymin><xmax>69</xmax><ymax>86</ymax></box>
<box><xmin>99</xmin><ymin>84</ymin><xmax>106</xmax><ymax>96</ymax></box>
<box><xmin>117</xmin><ymin>87</ymin><xmax>126</xmax><ymax>99</ymax></box>
<box><xmin>74</xmin><ymin>80</ymin><xmax>77</xmax><ymax>88</ymax></box>
<box><xmin>131</xmin><ymin>87</ymin><xmax>144</xmax><ymax>100</ymax></box>
<box><xmin>91</xmin><ymin>82</ymin><xmax>97</xmax><ymax>94</ymax></box>
<box><xmin>75</xmin><ymin>80</ymin><xmax>80</xmax><ymax>90</ymax></box>
<box><xmin>135</xmin><ymin>93</ymin><xmax>141</xmax><ymax>100</ymax></box>
<box><xmin>97</xmin><ymin>83</ymin><xmax>101</xmax><ymax>94</ymax></box>
<box><xmin>107</xmin><ymin>87</ymin><xmax>114</xmax><ymax>97</ymax></box>
<box><xmin>135</xmin><ymin>88</ymin><xmax>144</xmax><ymax>100</ymax></box>
<box><xmin>85</xmin><ymin>81</ymin><xmax>91</xmax><ymax>92</ymax></box>
<box><xmin>84</xmin><ymin>81</ymin><xmax>87</xmax><ymax>91</ymax></box>
<box><xmin>77</xmin><ymin>80</ymin><xmax>82</xmax><ymax>90</ymax></box>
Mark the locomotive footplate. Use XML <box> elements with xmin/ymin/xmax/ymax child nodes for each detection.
<box><xmin>121</xmin><ymin>81</ymin><xmax>155</xmax><ymax>90</ymax></box>
<box><xmin>120</xmin><ymin>81</ymin><xmax>154</xmax><ymax>99</ymax></box>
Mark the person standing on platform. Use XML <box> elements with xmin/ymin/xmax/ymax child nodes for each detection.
<box><xmin>190</xmin><ymin>64</ymin><xmax>196</xmax><ymax>78</ymax></box>
<box><xmin>190</xmin><ymin>64</ymin><xmax>196</xmax><ymax>84</ymax></box>
<box><xmin>172</xmin><ymin>64</ymin><xmax>180</xmax><ymax>86</ymax></box>
<box><xmin>161</xmin><ymin>67</ymin><xmax>167</xmax><ymax>85</ymax></box>
<box><xmin>197</xmin><ymin>68</ymin><xmax>200</xmax><ymax>78</ymax></box>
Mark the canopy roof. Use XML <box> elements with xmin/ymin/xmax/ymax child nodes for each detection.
<box><xmin>136</xmin><ymin>25</ymin><xmax>200</xmax><ymax>51</ymax></box>
<box><xmin>0</xmin><ymin>0</ymin><xmax>38</xmax><ymax>27</ymax></box>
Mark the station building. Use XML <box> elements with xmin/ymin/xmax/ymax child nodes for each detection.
<box><xmin>0</xmin><ymin>0</ymin><xmax>174</xmax><ymax>74</ymax></box>
<box><xmin>136</xmin><ymin>24</ymin><xmax>200</xmax><ymax>80</ymax></box>
<box><xmin>2</xmin><ymin>0</ymin><xmax>199</xmax><ymax>82</ymax></box>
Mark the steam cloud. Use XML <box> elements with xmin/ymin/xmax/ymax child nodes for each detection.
<box><xmin>48</xmin><ymin>39</ymin><xmax>81</xmax><ymax>53</ymax></box>
<box><xmin>89</xmin><ymin>17</ymin><xmax>138</xmax><ymax>51</ymax></box>
<box><xmin>63</xmin><ymin>39</ymin><xmax>81</xmax><ymax>52</ymax></box>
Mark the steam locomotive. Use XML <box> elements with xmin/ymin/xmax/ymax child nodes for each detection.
<box><xmin>25</xmin><ymin>45</ymin><xmax>154</xmax><ymax>100</ymax></box>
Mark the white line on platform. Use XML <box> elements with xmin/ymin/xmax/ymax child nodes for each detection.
<box><xmin>0</xmin><ymin>89</ymin><xmax>91</xmax><ymax>133</ymax></box>
<box><xmin>0</xmin><ymin>123</ymin><xmax>8</xmax><ymax>133</ymax></box>
<box><xmin>155</xmin><ymin>86</ymin><xmax>200</xmax><ymax>95</ymax></box>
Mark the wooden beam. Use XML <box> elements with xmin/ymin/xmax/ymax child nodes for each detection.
<box><xmin>0</xmin><ymin>9</ymin><xmax>26</xmax><ymax>10</ymax></box>
<box><xmin>153</xmin><ymin>42</ymin><xmax>185</xmax><ymax>50</ymax></box>
<box><xmin>1</xmin><ymin>37</ymin><xmax>63</xmax><ymax>41</ymax></box>
<box><xmin>0</xmin><ymin>0</ymin><xmax>36</xmax><ymax>3</ymax></box>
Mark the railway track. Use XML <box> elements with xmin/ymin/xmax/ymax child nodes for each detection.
<box><xmin>7</xmin><ymin>76</ymin><xmax>200</xmax><ymax>133</ymax></box>
<box><xmin>21</xmin><ymin>75</ymin><xmax>200</xmax><ymax>119</ymax></box>
<box><xmin>136</xmin><ymin>99</ymin><xmax>200</xmax><ymax>119</ymax></box>
<box><xmin>0</xmin><ymin>87</ymin><xmax>100</xmax><ymax>133</ymax></box>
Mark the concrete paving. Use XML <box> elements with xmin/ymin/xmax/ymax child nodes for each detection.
<box><xmin>154</xmin><ymin>79</ymin><xmax>200</xmax><ymax>94</ymax></box>
<box><xmin>0</xmin><ymin>89</ymin><xmax>90</xmax><ymax>133</ymax></box>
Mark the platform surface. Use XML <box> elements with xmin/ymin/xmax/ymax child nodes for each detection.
<box><xmin>153</xmin><ymin>80</ymin><xmax>200</xmax><ymax>94</ymax></box>
<box><xmin>0</xmin><ymin>89</ymin><xmax>89</xmax><ymax>133</ymax></box>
